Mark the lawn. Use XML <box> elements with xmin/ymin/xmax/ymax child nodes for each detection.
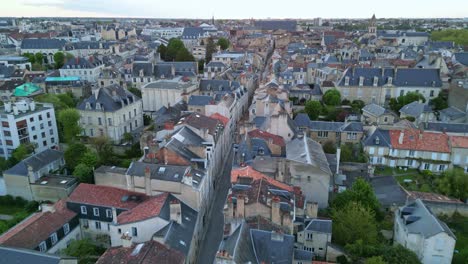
<box><xmin>0</xmin><ymin>204</ymin><xmax>26</xmax><ymax>215</ymax></box>
<box><xmin>394</xmin><ymin>172</ymin><xmax>435</xmax><ymax>193</ymax></box>
<box><xmin>440</xmin><ymin>213</ymin><xmax>468</xmax><ymax>264</ymax></box>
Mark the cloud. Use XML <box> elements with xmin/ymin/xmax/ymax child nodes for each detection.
<box><xmin>20</xmin><ymin>0</ymin><xmax>65</xmax><ymax>7</ymax></box>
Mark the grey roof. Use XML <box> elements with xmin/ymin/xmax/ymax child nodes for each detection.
<box><xmin>0</xmin><ymin>65</ymin><xmax>15</xmax><ymax>78</ymax></box>
<box><xmin>157</xmin><ymin>62</ymin><xmax>197</xmax><ymax>74</ymax></box>
<box><xmin>0</xmin><ymin>246</ymin><xmax>75</xmax><ymax>264</ymax></box>
<box><xmin>363</xmin><ymin>129</ymin><xmax>391</xmax><ymax>147</ymax></box>
<box><xmin>4</xmin><ymin>149</ymin><xmax>63</xmax><ymax>177</ymax></box>
<box><xmin>188</xmin><ymin>95</ymin><xmax>214</xmax><ymax>106</ymax></box>
<box><xmin>338</xmin><ymin>68</ymin><xmax>442</xmax><ymax>88</ymax></box>
<box><xmin>62</xmin><ymin>56</ymin><xmax>102</xmax><ymax>69</ymax></box>
<box><xmin>206</xmin><ymin>61</ymin><xmax>226</xmax><ymax>68</ymax></box>
<box><xmin>399</xmin><ymin>199</ymin><xmax>455</xmax><ymax>239</ymax></box>
<box><xmin>250</xmin><ymin>229</ymin><xmax>294</xmax><ymax>264</ymax></box>
<box><xmin>362</xmin><ymin>103</ymin><xmax>386</xmax><ymax>117</ymax></box>
<box><xmin>132</xmin><ymin>62</ymin><xmax>153</xmax><ymax>76</ymax></box>
<box><xmin>286</xmin><ymin>136</ymin><xmax>332</xmax><ymax>175</ymax></box>
<box><xmin>77</xmin><ymin>84</ymin><xmax>139</xmax><ymax>112</ymax></box>
<box><xmin>199</xmin><ymin>79</ymin><xmax>241</xmax><ymax>94</ymax></box>
<box><xmin>126</xmin><ymin>162</ymin><xmax>194</xmax><ymax>183</ymax></box>
<box><xmin>165</xmin><ymin>137</ymin><xmax>202</xmax><ymax>164</ymax></box>
<box><xmin>439</xmin><ymin>106</ymin><xmax>465</xmax><ymax>120</ymax></box>
<box><xmin>293</xmin><ymin>249</ymin><xmax>314</xmax><ymax>261</ymax></box>
<box><xmin>181</xmin><ymin>27</ymin><xmax>205</xmax><ymax>39</ymax></box>
<box><xmin>454</xmin><ymin>52</ymin><xmax>468</xmax><ymax>66</ymax></box>
<box><xmin>309</xmin><ymin>121</ymin><xmax>344</xmax><ymax>132</ymax></box>
<box><xmin>427</xmin><ymin>41</ymin><xmax>454</xmax><ymax>50</ymax></box>
<box><xmin>294</xmin><ymin>113</ymin><xmax>310</xmax><ymax>127</ymax></box>
<box><xmin>65</xmin><ymin>41</ymin><xmax>100</xmax><ymax>50</ymax></box>
<box><xmin>153</xmin><ymin>64</ymin><xmax>173</xmax><ymax>79</ymax></box>
<box><xmin>399</xmin><ymin>101</ymin><xmax>432</xmax><ymax>117</ymax></box>
<box><xmin>371</xmin><ymin>176</ymin><xmax>407</xmax><ymax>206</ymax></box>
<box><xmin>254</xmin><ymin>20</ymin><xmax>297</xmax><ymax>32</ymax></box>
<box><xmin>143</xmin><ymin>80</ymin><xmax>195</xmax><ymax>90</ymax></box>
<box><xmin>423</xmin><ymin>122</ymin><xmax>468</xmax><ymax>133</ymax></box>
<box><xmin>253</xmin><ymin>116</ymin><xmax>267</xmax><ymax>130</ymax></box>
<box><xmin>305</xmin><ymin>219</ymin><xmax>332</xmax><ymax>233</ymax></box>
<box><xmin>20</xmin><ymin>38</ymin><xmax>66</xmax><ymax>50</ymax></box>
<box><xmin>218</xmin><ymin>224</ymin><xmax>243</xmax><ymax>257</ymax></box>
<box><xmin>163</xmin><ymin>202</ymin><xmax>197</xmax><ymax>256</ymax></box>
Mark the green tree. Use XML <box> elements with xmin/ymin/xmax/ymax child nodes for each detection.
<box><xmin>58</xmin><ymin>108</ymin><xmax>81</xmax><ymax>143</ymax></box>
<box><xmin>198</xmin><ymin>59</ymin><xmax>205</xmax><ymax>72</ymax></box>
<box><xmin>323</xmin><ymin>140</ymin><xmax>337</xmax><ymax>154</ymax></box>
<box><xmin>166</xmin><ymin>38</ymin><xmax>185</xmax><ymax>61</ymax></box>
<box><xmin>323</xmin><ymin>89</ymin><xmax>341</xmax><ymax>106</ymax></box>
<box><xmin>431</xmin><ymin>29</ymin><xmax>468</xmax><ymax>46</ymax></box>
<box><xmin>92</xmin><ymin>137</ymin><xmax>116</xmax><ymax>165</ymax></box>
<box><xmin>332</xmin><ymin>178</ymin><xmax>381</xmax><ymax>218</ymax></box>
<box><xmin>205</xmin><ymin>37</ymin><xmax>216</xmax><ymax>63</ymax></box>
<box><xmin>157</xmin><ymin>44</ymin><xmax>167</xmax><ymax>61</ymax></box>
<box><xmin>382</xmin><ymin>244</ymin><xmax>421</xmax><ymax>264</ymax></box>
<box><xmin>332</xmin><ymin>202</ymin><xmax>378</xmax><ymax>246</ymax></box>
<box><xmin>34</xmin><ymin>53</ymin><xmax>44</xmax><ymax>64</ymax></box>
<box><xmin>23</xmin><ymin>52</ymin><xmax>35</xmax><ymax>64</ymax></box>
<box><xmin>435</xmin><ymin>168</ymin><xmax>468</xmax><ymax>201</ymax></box>
<box><xmin>65</xmin><ymin>52</ymin><xmax>74</xmax><ymax>60</ymax></box>
<box><xmin>62</xmin><ymin>239</ymin><xmax>106</xmax><ymax>264</ymax></box>
<box><xmin>389</xmin><ymin>92</ymin><xmax>425</xmax><ymax>112</ymax></box>
<box><xmin>430</xmin><ymin>91</ymin><xmax>448</xmax><ymax>111</ymax></box>
<box><xmin>143</xmin><ymin>114</ymin><xmax>152</xmax><ymax>126</ymax></box>
<box><xmin>365</xmin><ymin>256</ymin><xmax>387</xmax><ymax>264</ymax></box>
<box><xmin>35</xmin><ymin>93</ymin><xmax>71</xmax><ymax>111</ymax></box>
<box><xmin>346</xmin><ymin>240</ymin><xmax>382</xmax><ymax>261</ymax></box>
<box><xmin>73</xmin><ymin>164</ymin><xmax>94</xmax><ymax>183</ymax></box>
<box><xmin>304</xmin><ymin>100</ymin><xmax>322</xmax><ymax>120</ymax></box>
<box><xmin>53</xmin><ymin>52</ymin><xmax>65</xmax><ymax>69</ymax></box>
<box><xmin>127</xmin><ymin>87</ymin><xmax>142</xmax><ymax>98</ymax></box>
<box><xmin>79</xmin><ymin>151</ymin><xmax>99</xmax><ymax>168</ymax></box>
<box><xmin>57</xmin><ymin>93</ymin><xmax>76</xmax><ymax>108</ymax></box>
<box><xmin>64</xmin><ymin>143</ymin><xmax>88</xmax><ymax>171</ymax></box>
<box><xmin>217</xmin><ymin>37</ymin><xmax>230</xmax><ymax>50</ymax></box>
<box><xmin>351</xmin><ymin>100</ymin><xmax>365</xmax><ymax>113</ymax></box>
<box><xmin>12</xmin><ymin>143</ymin><xmax>35</xmax><ymax>161</ymax></box>
<box><xmin>175</xmin><ymin>47</ymin><xmax>195</xmax><ymax>61</ymax></box>
<box><xmin>123</xmin><ymin>132</ymin><xmax>133</xmax><ymax>143</ymax></box>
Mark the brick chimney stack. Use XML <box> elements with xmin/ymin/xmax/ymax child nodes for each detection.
<box><xmin>235</xmin><ymin>194</ymin><xmax>245</xmax><ymax>218</ymax></box>
<box><xmin>271</xmin><ymin>196</ymin><xmax>281</xmax><ymax>225</ymax></box>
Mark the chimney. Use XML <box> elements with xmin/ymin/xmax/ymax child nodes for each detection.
<box><xmin>4</xmin><ymin>102</ymin><xmax>11</xmax><ymax>112</ymax></box>
<box><xmin>306</xmin><ymin>202</ymin><xmax>318</xmax><ymax>218</ymax></box>
<box><xmin>170</xmin><ymin>199</ymin><xmax>182</xmax><ymax>224</ymax></box>
<box><xmin>40</xmin><ymin>203</ymin><xmax>55</xmax><ymax>213</ymax></box>
<box><xmin>235</xmin><ymin>194</ymin><xmax>245</xmax><ymax>218</ymax></box>
<box><xmin>398</xmin><ymin>130</ymin><xmax>404</xmax><ymax>144</ymax></box>
<box><xmin>13</xmin><ymin>106</ymin><xmax>19</xmax><ymax>115</ymax></box>
<box><xmin>144</xmin><ymin>166</ymin><xmax>151</xmax><ymax>195</ymax></box>
<box><xmin>27</xmin><ymin>165</ymin><xmax>36</xmax><ymax>184</ymax></box>
<box><xmin>121</xmin><ymin>232</ymin><xmax>132</xmax><ymax>248</ymax></box>
<box><xmin>112</xmin><ymin>207</ymin><xmax>118</xmax><ymax>224</ymax></box>
<box><xmin>164</xmin><ymin>121</ymin><xmax>174</xmax><ymax>130</ymax></box>
<box><xmin>336</xmin><ymin>147</ymin><xmax>341</xmax><ymax>175</ymax></box>
<box><xmin>226</xmin><ymin>196</ymin><xmax>234</xmax><ymax>221</ymax></box>
<box><xmin>271</xmin><ymin>230</ymin><xmax>284</xmax><ymax>242</ymax></box>
<box><xmin>271</xmin><ymin>196</ymin><xmax>281</xmax><ymax>225</ymax></box>
<box><xmin>282</xmin><ymin>212</ymin><xmax>293</xmax><ymax>233</ymax></box>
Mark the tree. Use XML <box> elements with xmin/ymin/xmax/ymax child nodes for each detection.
<box><xmin>304</xmin><ymin>100</ymin><xmax>322</xmax><ymax>120</ymax></box>
<box><xmin>430</xmin><ymin>91</ymin><xmax>448</xmax><ymax>111</ymax></box>
<box><xmin>365</xmin><ymin>256</ymin><xmax>387</xmax><ymax>264</ymax></box>
<box><xmin>323</xmin><ymin>89</ymin><xmax>341</xmax><ymax>106</ymax></box>
<box><xmin>431</xmin><ymin>29</ymin><xmax>468</xmax><ymax>46</ymax></box>
<box><xmin>58</xmin><ymin>108</ymin><xmax>81</xmax><ymax>143</ymax></box>
<box><xmin>331</xmin><ymin>202</ymin><xmax>378</xmax><ymax>246</ymax></box>
<box><xmin>35</xmin><ymin>93</ymin><xmax>72</xmax><ymax>111</ymax></box>
<box><xmin>53</xmin><ymin>52</ymin><xmax>65</xmax><ymax>69</ymax></box>
<box><xmin>123</xmin><ymin>132</ymin><xmax>133</xmax><ymax>143</ymax></box>
<box><xmin>166</xmin><ymin>38</ymin><xmax>185</xmax><ymax>61</ymax></box>
<box><xmin>332</xmin><ymin>178</ymin><xmax>381</xmax><ymax>218</ymax></box>
<box><xmin>57</xmin><ymin>93</ymin><xmax>76</xmax><ymax>108</ymax></box>
<box><xmin>79</xmin><ymin>151</ymin><xmax>99</xmax><ymax>168</ymax></box>
<box><xmin>62</xmin><ymin>239</ymin><xmax>106</xmax><ymax>264</ymax></box>
<box><xmin>435</xmin><ymin>168</ymin><xmax>468</xmax><ymax>201</ymax></box>
<box><xmin>34</xmin><ymin>53</ymin><xmax>44</xmax><ymax>64</ymax></box>
<box><xmin>143</xmin><ymin>114</ymin><xmax>152</xmax><ymax>126</ymax></box>
<box><xmin>198</xmin><ymin>59</ymin><xmax>205</xmax><ymax>72</ymax></box>
<box><xmin>217</xmin><ymin>37</ymin><xmax>230</xmax><ymax>50</ymax></box>
<box><xmin>64</xmin><ymin>143</ymin><xmax>88</xmax><ymax>171</ymax></box>
<box><xmin>351</xmin><ymin>100</ymin><xmax>365</xmax><ymax>113</ymax></box>
<box><xmin>323</xmin><ymin>141</ymin><xmax>337</xmax><ymax>154</ymax></box>
<box><xmin>389</xmin><ymin>92</ymin><xmax>425</xmax><ymax>112</ymax></box>
<box><xmin>382</xmin><ymin>244</ymin><xmax>421</xmax><ymax>264</ymax></box>
<box><xmin>127</xmin><ymin>87</ymin><xmax>142</xmax><ymax>98</ymax></box>
<box><xmin>73</xmin><ymin>164</ymin><xmax>94</xmax><ymax>183</ymax></box>
<box><xmin>157</xmin><ymin>44</ymin><xmax>167</xmax><ymax>61</ymax></box>
<box><xmin>23</xmin><ymin>52</ymin><xmax>35</xmax><ymax>64</ymax></box>
<box><xmin>205</xmin><ymin>37</ymin><xmax>216</xmax><ymax>63</ymax></box>
<box><xmin>65</xmin><ymin>52</ymin><xmax>74</xmax><ymax>60</ymax></box>
<box><xmin>92</xmin><ymin>137</ymin><xmax>116</xmax><ymax>165</ymax></box>
<box><xmin>175</xmin><ymin>47</ymin><xmax>195</xmax><ymax>61</ymax></box>
<box><xmin>12</xmin><ymin>143</ymin><xmax>35</xmax><ymax>161</ymax></box>
<box><xmin>346</xmin><ymin>240</ymin><xmax>382</xmax><ymax>261</ymax></box>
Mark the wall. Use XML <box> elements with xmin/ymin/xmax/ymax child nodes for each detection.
<box><xmin>31</xmin><ymin>183</ymin><xmax>77</xmax><ymax>202</ymax></box>
<box><xmin>423</xmin><ymin>201</ymin><xmax>468</xmax><ymax>217</ymax></box>
<box><xmin>421</xmin><ymin>232</ymin><xmax>455</xmax><ymax>264</ymax></box>
<box><xmin>289</xmin><ymin>161</ymin><xmax>330</xmax><ymax>208</ymax></box>
<box><xmin>3</xmin><ymin>175</ymin><xmax>32</xmax><ymax>200</ymax></box>
<box><xmin>109</xmin><ymin>217</ymin><xmax>169</xmax><ymax>247</ymax></box>
<box><xmin>48</xmin><ymin>226</ymin><xmax>81</xmax><ymax>254</ymax></box>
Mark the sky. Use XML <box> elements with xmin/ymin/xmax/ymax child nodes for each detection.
<box><xmin>0</xmin><ymin>0</ymin><xmax>467</xmax><ymax>19</ymax></box>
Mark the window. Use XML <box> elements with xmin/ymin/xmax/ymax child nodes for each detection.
<box><xmin>43</xmin><ymin>140</ymin><xmax>47</xmax><ymax>147</ymax></box>
<box><xmin>50</xmin><ymin>129</ymin><xmax>54</xmax><ymax>135</ymax></box>
<box><xmin>48</xmin><ymin>121</ymin><xmax>52</xmax><ymax>127</ymax></box>
<box><xmin>378</xmin><ymin>148</ymin><xmax>384</xmax><ymax>155</ymax></box>
<box><xmin>108</xmin><ymin>118</ymin><xmax>112</xmax><ymax>126</ymax></box>
<box><xmin>50</xmin><ymin>232</ymin><xmax>58</xmax><ymax>245</ymax></box>
<box><xmin>400</xmin><ymin>90</ymin><xmax>404</xmax><ymax>96</ymax></box>
<box><xmin>424</xmin><ymin>163</ymin><xmax>430</xmax><ymax>170</ymax></box>
<box><xmin>107</xmin><ymin>223</ymin><xmax>110</xmax><ymax>231</ymax></box>
<box><xmin>129</xmin><ymin>111</ymin><xmax>131</xmax><ymax>118</ymax></box>
<box><xmin>31</xmin><ymin>126</ymin><xmax>36</xmax><ymax>131</ymax></box>
<box><xmin>81</xmin><ymin>206</ymin><xmax>87</xmax><ymax>214</ymax></box>
<box><xmin>40</xmin><ymin>123</ymin><xmax>44</xmax><ymax>129</ymax></box>
<box><xmin>409</xmin><ymin>150</ymin><xmax>415</xmax><ymax>157</ymax></box>
<box><xmin>30</xmin><ymin>117</ymin><xmax>34</xmax><ymax>122</ymax></box>
<box><xmin>63</xmin><ymin>223</ymin><xmax>70</xmax><ymax>235</ymax></box>
<box><xmin>106</xmin><ymin>209</ymin><xmax>112</xmax><ymax>218</ymax></box>
<box><xmin>93</xmin><ymin>208</ymin><xmax>100</xmax><ymax>216</ymax></box>
<box><xmin>135</xmin><ymin>120</ymin><xmax>138</xmax><ymax>127</ymax></box>
<box><xmin>51</xmin><ymin>137</ymin><xmax>55</xmax><ymax>143</ymax></box>
<box><xmin>90</xmin><ymin>129</ymin><xmax>94</xmax><ymax>136</ymax></box>
<box><xmin>41</xmin><ymin>132</ymin><xmax>46</xmax><ymax>138</ymax></box>
<box><xmin>438</xmin><ymin>165</ymin><xmax>445</xmax><ymax>171</ymax></box>
<box><xmin>377</xmin><ymin>157</ymin><xmax>383</xmax><ymax>164</ymax></box>
<box><xmin>39</xmin><ymin>241</ymin><xmax>47</xmax><ymax>252</ymax></box>
<box><xmin>347</xmin><ymin>132</ymin><xmax>357</xmax><ymax>140</ymax></box>
<box><xmin>123</xmin><ymin>114</ymin><xmax>126</xmax><ymax>122</ymax></box>
<box><xmin>39</xmin><ymin>114</ymin><xmax>43</xmax><ymax>121</ymax></box>
<box><xmin>33</xmin><ymin>135</ymin><xmax>37</xmax><ymax>140</ymax></box>
<box><xmin>46</xmin><ymin>112</ymin><xmax>50</xmax><ymax>118</ymax></box>
<box><xmin>118</xmin><ymin>228</ymin><xmax>122</xmax><ymax>234</ymax></box>
<box><xmin>430</xmin><ymin>90</ymin><xmax>434</xmax><ymax>97</ymax></box>
<box><xmin>83</xmin><ymin>219</ymin><xmax>89</xmax><ymax>228</ymax></box>
<box><xmin>132</xmin><ymin>227</ymin><xmax>138</xmax><ymax>237</ymax></box>
<box><xmin>134</xmin><ymin>109</ymin><xmax>137</xmax><ymax>116</ymax></box>
<box><xmin>307</xmin><ymin>233</ymin><xmax>313</xmax><ymax>240</ymax></box>
<box><xmin>408</xmin><ymin>160</ymin><xmax>414</xmax><ymax>166</ymax></box>
<box><xmin>318</xmin><ymin>131</ymin><xmax>329</xmax><ymax>138</ymax></box>
<box><xmin>369</xmin><ymin>147</ymin><xmax>375</xmax><ymax>154</ymax></box>
<box><xmin>98</xmin><ymin>118</ymin><xmax>102</xmax><ymax>125</ymax></box>
<box><xmin>95</xmin><ymin>221</ymin><xmax>101</xmax><ymax>230</ymax></box>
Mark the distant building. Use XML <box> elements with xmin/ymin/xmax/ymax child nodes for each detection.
<box><xmin>59</xmin><ymin>56</ymin><xmax>105</xmax><ymax>83</ymax></box>
<box><xmin>141</xmin><ymin>79</ymin><xmax>197</xmax><ymax>112</ymax></box>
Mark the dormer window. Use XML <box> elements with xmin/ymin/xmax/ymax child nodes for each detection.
<box><xmin>96</xmin><ymin>103</ymin><xmax>101</xmax><ymax>110</ymax></box>
<box><xmin>388</xmin><ymin>77</ymin><xmax>393</xmax><ymax>85</ymax></box>
<box><xmin>344</xmin><ymin>76</ymin><xmax>350</xmax><ymax>86</ymax></box>
<box><xmin>373</xmin><ymin>76</ymin><xmax>379</xmax><ymax>87</ymax></box>
<box><xmin>85</xmin><ymin>102</ymin><xmax>91</xmax><ymax>110</ymax></box>
<box><xmin>359</xmin><ymin>76</ymin><xmax>364</xmax><ymax>86</ymax></box>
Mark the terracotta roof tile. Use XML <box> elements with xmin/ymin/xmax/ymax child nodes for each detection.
<box><xmin>389</xmin><ymin>129</ymin><xmax>450</xmax><ymax>153</ymax></box>
<box><xmin>117</xmin><ymin>193</ymin><xmax>168</xmax><ymax>224</ymax></box>
<box><xmin>209</xmin><ymin>113</ymin><xmax>229</xmax><ymax>126</ymax></box>
<box><xmin>450</xmin><ymin>136</ymin><xmax>468</xmax><ymax>148</ymax></box>
<box><xmin>68</xmin><ymin>183</ymin><xmax>148</xmax><ymax>209</ymax></box>
<box><xmin>248</xmin><ymin>129</ymin><xmax>286</xmax><ymax>147</ymax></box>
<box><xmin>231</xmin><ymin>166</ymin><xmax>293</xmax><ymax>192</ymax></box>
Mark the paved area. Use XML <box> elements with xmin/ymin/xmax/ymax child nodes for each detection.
<box><xmin>0</xmin><ymin>214</ymin><xmax>13</xmax><ymax>221</ymax></box>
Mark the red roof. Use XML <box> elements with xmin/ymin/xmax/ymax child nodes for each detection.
<box><xmin>248</xmin><ymin>129</ymin><xmax>286</xmax><ymax>147</ymax></box>
<box><xmin>210</xmin><ymin>113</ymin><xmax>229</xmax><ymax>126</ymax></box>
<box><xmin>117</xmin><ymin>193</ymin><xmax>168</xmax><ymax>224</ymax></box>
<box><xmin>231</xmin><ymin>166</ymin><xmax>293</xmax><ymax>192</ymax></box>
<box><xmin>0</xmin><ymin>199</ymin><xmax>76</xmax><ymax>249</ymax></box>
<box><xmin>68</xmin><ymin>183</ymin><xmax>149</xmax><ymax>210</ymax></box>
<box><xmin>450</xmin><ymin>136</ymin><xmax>468</xmax><ymax>148</ymax></box>
<box><xmin>389</xmin><ymin>129</ymin><xmax>450</xmax><ymax>153</ymax></box>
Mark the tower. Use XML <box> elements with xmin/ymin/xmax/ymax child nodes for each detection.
<box><xmin>368</xmin><ymin>14</ymin><xmax>377</xmax><ymax>37</ymax></box>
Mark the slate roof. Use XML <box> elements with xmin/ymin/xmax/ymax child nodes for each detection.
<box><xmin>454</xmin><ymin>52</ymin><xmax>468</xmax><ymax>66</ymax></box>
<box><xmin>199</xmin><ymin>79</ymin><xmax>241</xmax><ymax>94</ymax></box>
<box><xmin>338</xmin><ymin>67</ymin><xmax>442</xmax><ymax>88</ymax></box>
<box><xmin>4</xmin><ymin>149</ymin><xmax>63</xmax><ymax>177</ymax></box>
<box><xmin>132</xmin><ymin>62</ymin><xmax>153</xmax><ymax>76</ymax></box>
<box><xmin>286</xmin><ymin>136</ymin><xmax>332</xmax><ymax>175</ymax></box>
<box><xmin>96</xmin><ymin>240</ymin><xmax>185</xmax><ymax>264</ymax></box>
<box><xmin>389</xmin><ymin>129</ymin><xmax>450</xmax><ymax>153</ymax></box>
<box><xmin>178</xmin><ymin>112</ymin><xmax>223</xmax><ymax>136</ymax></box>
<box><xmin>21</xmin><ymin>38</ymin><xmax>66</xmax><ymax>50</ymax></box>
<box><xmin>157</xmin><ymin>62</ymin><xmax>197</xmax><ymax>74</ymax></box>
<box><xmin>161</xmin><ymin>202</ymin><xmax>197</xmax><ymax>255</ymax></box>
<box><xmin>398</xmin><ymin>199</ymin><xmax>455</xmax><ymax>239</ymax></box>
<box><xmin>206</xmin><ymin>61</ymin><xmax>226</xmax><ymax>68</ymax></box>
<box><xmin>62</xmin><ymin>56</ymin><xmax>102</xmax><ymax>69</ymax></box>
<box><xmin>254</xmin><ymin>20</ymin><xmax>297</xmax><ymax>32</ymax></box>
<box><xmin>188</xmin><ymin>95</ymin><xmax>214</xmax><ymax>106</ymax></box>
<box><xmin>181</xmin><ymin>27</ymin><xmax>205</xmax><ymax>39</ymax></box>
<box><xmin>153</xmin><ymin>64</ymin><xmax>173</xmax><ymax>79</ymax></box>
<box><xmin>305</xmin><ymin>219</ymin><xmax>332</xmax><ymax>233</ymax></box>
<box><xmin>250</xmin><ymin>229</ymin><xmax>294</xmax><ymax>264</ymax></box>
<box><xmin>423</xmin><ymin>122</ymin><xmax>468</xmax><ymax>134</ymax></box>
<box><xmin>294</xmin><ymin>249</ymin><xmax>314</xmax><ymax>261</ymax></box>
<box><xmin>363</xmin><ymin>129</ymin><xmax>392</xmax><ymax>147</ymax></box>
<box><xmin>0</xmin><ymin>246</ymin><xmax>75</xmax><ymax>264</ymax></box>
<box><xmin>399</xmin><ymin>101</ymin><xmax>432</xmax><ymax>117</ymax></box>
<box><xmin>0</xmin><ymin>65</ymin><xmax>15</xmax><ymax>78</ymax></box>
<box><xmin>362</xmin><ymin>103</ymin><xmax>387</xmax><ymax>117</ymax></box>
<box><xmin>0</xmin><ymin>199</ymin><xmax>76</xmax><ymax>249</ymax></box>
<box><xmin>77</xmin><ymin>84</ymin><xmax>139</xmax><ymax>112</ymax></box>
<box><xmin>439</xmin><ymin>106</ymin><xmax>465</xmax><ymax>120</ymax></box>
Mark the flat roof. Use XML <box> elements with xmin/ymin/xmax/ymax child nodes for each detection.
<box><xmin>0</xmin><ymin>56</ymin><xmax>29</xmax><ymax>62</ymax></box>
<box><xmin>31</xmin><ymin>175</ymin><xmax>78</xmax><ymax>188</ymax></box>
<box><xmin>45</xmin><ymin>76</ymin><xmax>81</xmax><ymax>82</ymax></box>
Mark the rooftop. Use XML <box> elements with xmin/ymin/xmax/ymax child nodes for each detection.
<box><xmin>389</xmin><ymin>129</ymin><xmax>450</xmax><ymax>153</ymax></box>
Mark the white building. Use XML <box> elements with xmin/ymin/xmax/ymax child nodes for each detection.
<box><xmin>59</xmin><ymin>56</ymin><xmax>105</xmax><ymax>83</ymax></box>
<box><xmin>141</xmin><ymin>79</ymin><xmax>198</xmax><ymax>112</ymax></box>
<box><xmin>394</xmin><ymin>199</ymin><xmax>456</xmax><ymax>264</ymax></box>
<box><xmin>0</xmin><ymin>99</ymin><xmax>59</xmax><ymax>159</ymax></box>
<box><xmin>77</xmin><ymin>84</ymin><xmax>143</xmax><ymax>143</ymax></box>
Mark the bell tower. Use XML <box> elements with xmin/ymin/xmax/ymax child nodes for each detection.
<box><xmin>368</xmin><ymin>14</ymin><xmax>377</xmax><ymax>37</ymax></box>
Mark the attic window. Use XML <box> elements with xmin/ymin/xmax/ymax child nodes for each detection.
<box><xmin>373</xmin><ymin>76</ymin><xmax>378</xmax><ymax>86</ymax></box>
<box><xmin>85</xmin><ymin>102</ymin><xmax>91</xmax><ymax>110</ymax></box>
<box><xmin>375</xmin><ymin>137</ymin><xmax>380</xmax><ymax>145</ymax></box>
<box><xmin>344</xmin><ymin>76</ymin><xmax>350</xmax><ymax>86</ymax></box>
<box><xmin>388</xmin><ymin>77</ymin><xmax>393</xmax><ymax>85</ymax></box>
<box><xmin>359</xmin><ymin>76</ymin><xmax>364</xmax><ymax>86</ymax></box>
